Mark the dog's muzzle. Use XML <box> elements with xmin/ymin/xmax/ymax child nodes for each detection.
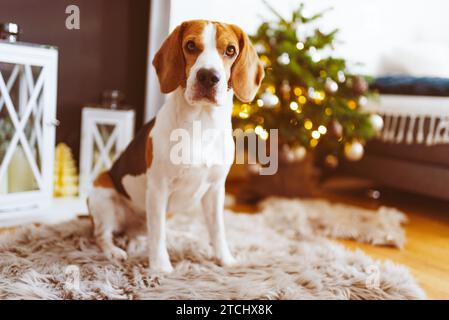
<box><xmin>193</xmin><ymin>68</ymin><xmax>221</xmax><ymax>103</ymax></box>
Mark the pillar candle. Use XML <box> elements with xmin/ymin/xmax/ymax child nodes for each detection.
<box><xmin>8</xmin><ymin>146</ymin><xmax>37</xmax><ymax>192</ymax></box>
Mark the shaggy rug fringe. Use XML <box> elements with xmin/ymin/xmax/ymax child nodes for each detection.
<box><xmin>0</xmin><ymin>197</ymin><xmax>425</xmax><ymax>300</ymax></box>
<box><xmin>259</xmin><ymin>197</ymin><xmax>407</xmax><ymax>248</ymax></box>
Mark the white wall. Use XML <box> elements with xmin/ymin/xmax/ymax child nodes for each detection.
<box><xmin>169</xmin><ymin>0</ymin><xmax>449</xmax><ymax>76</ymax></box>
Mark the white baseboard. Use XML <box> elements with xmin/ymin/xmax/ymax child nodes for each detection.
<box><xmin>0</xmin><ymin>197</ymin><xmax>89</xmax><ymax>228</ymax></box>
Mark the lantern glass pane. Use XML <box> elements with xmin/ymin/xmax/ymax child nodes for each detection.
<box><xmin>0</xmin><ymin>62</ymin><xmax>44</xmax><ymax>195</ymax></box>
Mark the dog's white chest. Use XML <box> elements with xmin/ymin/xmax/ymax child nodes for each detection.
<box><xmin>121</xmin><ymin>163</ymin><xmax>227</xmax><ymax>214</ymax></box>
<box><xmin>167</xmin><ymin>166</ymin><xmax>213</xmax><ymax>212</ymax></box>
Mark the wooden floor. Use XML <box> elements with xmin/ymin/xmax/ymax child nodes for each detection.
<box><xmin>228</xmin><ymin>177</ymin><xmax>449</xmax><ymax>300</ymax></box>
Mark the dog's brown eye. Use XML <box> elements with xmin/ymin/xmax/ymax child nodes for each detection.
<box><xmin>186</xmin><ymin>40</ymin><xmax>196</xmax><ymax>52</ymax></box>
<box><xmin>225</xmin><ymin>45</ymin><xmax>236</xmax><ymax>57</ymax></box>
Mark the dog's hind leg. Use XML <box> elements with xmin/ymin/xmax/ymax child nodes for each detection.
<box><xmin>87</xmin><ymin>172</ymin><xmax>129</xmax><ymax>262</ymax></box>
<box><xmin>88</xmin><ymin>187</ymin><xmax>129</xmax><ymax>262</ymax></box>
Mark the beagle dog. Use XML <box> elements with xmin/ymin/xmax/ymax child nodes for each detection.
<box><xmin>87</xmin><ymin>20</ymin><xmax>264</xmax><ymax>272</ymax></box>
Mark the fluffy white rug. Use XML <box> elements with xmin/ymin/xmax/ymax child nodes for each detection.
<box><xmin>0</xmin><ymin>197</ymin><xmax>425</xmax><ymax>300</ymax></box>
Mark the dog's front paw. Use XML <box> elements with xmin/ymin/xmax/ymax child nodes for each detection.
<box><xmin>105</xmin><ymin>246</ymin><xmax>128</xmax><ymax>263</ymax></box>
<box><xmin>149</xmin><ymin>258</ymin><xmax>174</xmax><ymax>273</ymax></box>
<box><xmin>218</xmin><ymin>254</ymin><xmax>237</xmax><ymax>267</ymax></box>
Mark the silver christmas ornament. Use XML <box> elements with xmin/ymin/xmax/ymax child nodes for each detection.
<box><xmin>370</xmin><ymin>114</ymin><xmax>384</xmax><ymax>132</ymax></box>
<box><xmin>325</xmin><ymin>78</ymin><xmax>338</xmax><ymax>93</ymax></box>
<box><xmin>337</xmin><ymin>70</ymin><xmax>346</xmax><ymax>83</ymax></box>
<box><xmin>344</xmin><ymin>141</ymin><xmax>364</xmax><ymax>161</ymax></box>
<box><xmin>358</xmin><ymin>96</ymin><xmax>368</xmax><ymax>107</ymax></box>
<box><xmin>292</xmin><ymin>145</ymin><xmax>307</xmax><ymax>161</ymax></box>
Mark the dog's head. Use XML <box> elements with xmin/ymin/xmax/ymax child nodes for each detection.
<box><xmin>153</xmin><ymin>20</ymin><xmax>264</xmax><ymax>106</ymax></box>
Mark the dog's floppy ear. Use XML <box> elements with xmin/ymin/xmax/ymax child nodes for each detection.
<box><xmin>152</xmin><ymin>23</ymin><xmax>186</xmax><ymax>93</ymax></box>
<box><xmin>230</xmin><ymin>25</ymin><xmax>265</xmax><ymax>103</ymax></box>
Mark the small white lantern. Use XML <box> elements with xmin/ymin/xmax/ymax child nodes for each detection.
<box><xmin>79</xmin><ymin>107</ymin><xmax>135</xmax><ymax>196</ymax></box>
<box><xmin>0</xmin><ymin>40</ymin><xmax>58</xmax><ymax>222</ymax></box>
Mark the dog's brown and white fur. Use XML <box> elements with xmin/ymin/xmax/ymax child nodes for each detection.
<box><xmin>87</xmin><ymin>20</ymin><xmax>264</xmax><ymax>272</ymax></box>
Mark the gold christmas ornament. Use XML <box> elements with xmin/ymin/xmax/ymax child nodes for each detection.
<box><xmin>347</xmin><ymin>100</ymin><xmax>357</xmax><ymax>110</ymax></box>
<box><xmin>344</xmin><ymin>141</ymin><xmax>364</xmax><ymax>161</ymax></box>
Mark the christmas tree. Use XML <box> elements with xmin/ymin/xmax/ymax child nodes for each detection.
<box><xmin>233</xmin><ymin>3</ymin><xmax>383</xmax><ymax>169</ymax></box>
<box><xmin>54</xmin><ymin>143</ymin><xmax>79</xmax><ymax>197</ymax></box>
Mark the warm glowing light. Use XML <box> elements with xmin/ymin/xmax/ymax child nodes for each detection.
<box><xmin>325</xmin><ymin>108</ymin><xmax>333</xmax><ymax>116</ymax></box>
<box><xmin>319</xmin><ymin>70</ymin><xmax>327</xmax><ymax>78</ymax></box>
<box><xmin>304</xmin><ymin>119</ymin><xmax>313</xmax><ymax>130</ymax></box>
<box><xmin>239</xmin><ymin>104</ymin><xmax>250</xmax><ymax>119</ymax></box>
<box><xmin>267</xmin><ymin>85</ymin><xmax>276</xmax><ymax>94</ymax></box>
<box><xmin>260</xmin><ymin>55</ymin><xmax>271</xmax><ymax>67</ymax></box>
<box><xmin>290</xmin><ymin>101</ymin><xmax>299</xmax><ymax>111</ymax></box>
<box><xmin>311</xmin><ymin>130</ymin><xmax>321</xmax><ymax>139</ymax></box>
<box><xmin>259</xmin><ymin>130</ymin><xmax>269</xmax><ymax>140</ymax></box>
<box><xmin>298</xmin><ymin>95</ymin><xmax>307</xmax><ymax>104</ymax></box>
<box><xmin>348</xmin><ymin>100</ymin><xmax>357</xmax><ymax>110</ymax></box>
<box><xmin>239</xmin><ymin>111</ymin><xmax>249</xmax><ymax>119</ymax></box>
<box><xmin>256</xmin><ymin>99</ymin><xmax>264</xmax><ymax>107</ymax></box>
<box><xmin>255</xmin><ymin>125</ymin><xmax>264</xmax><ymax>135</ymax></box>
<box><xmin>310</xmin><ymin>139</ymin><xmax>318</xmax><ymax>147</ymax></box>
<box><xmin>296</xmin><ymin>42</ymin><xmax>304</xmax><ymax>50</ymax></box>
<box><xmin>294</xmin><ymin>87</ymin><xmax>303</xmax><ymax>96</ymax></box>
<box><xmin>315</xmin><ymin>90</ymin><xmax>325</xmax><ymax>100</ymax></box>
<box><xmin>318</xmin><ymin>125</ymin><xmax>327</xmax><ymax>135</ymax></box>
<box><xmin>255</xmin><ymin>125</ymin><xmax>269</xmax><ymax>140</ymax></box>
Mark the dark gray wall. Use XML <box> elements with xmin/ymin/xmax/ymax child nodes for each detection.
<box><xmin>0</xmin><ymin>0</ymin><xmax>151</xmax><ymax>158</ymax></box>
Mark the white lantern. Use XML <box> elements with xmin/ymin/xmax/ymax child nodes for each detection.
<box><xmin>0</xmin><ymin>40</ymin><xmax>58</xmax><ymax>223</ymax></box>
<box><xmin>79</xmin><ymin>107</ymin><xmax>135</xmax><ymax>197</ymax></box>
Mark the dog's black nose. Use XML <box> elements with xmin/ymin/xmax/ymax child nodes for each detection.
<box><xmin>196</xmin><ymin>68</ymin><xmax>220</xmax><ymax>88</ymax></box>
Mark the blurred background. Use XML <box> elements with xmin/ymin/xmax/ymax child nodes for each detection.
<box><xmin>1</xmin><ymin>0</ymin><xmax>449</xmax><ymax>298</ymax></box>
